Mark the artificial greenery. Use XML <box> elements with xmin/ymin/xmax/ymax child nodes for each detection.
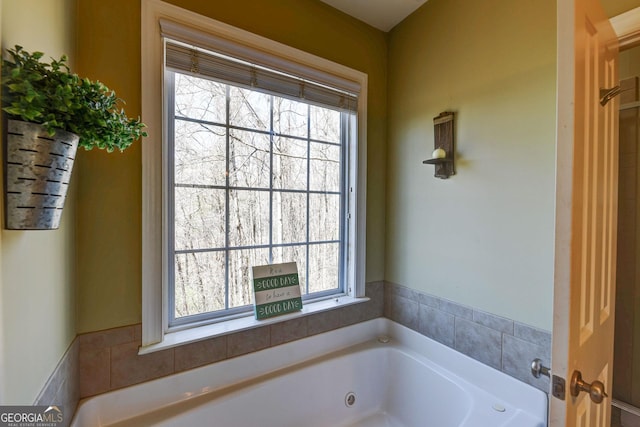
<box><xmin>1</xmin><ymin>45</ymin><xmax>146</xmax><ymax>152</ymax></box>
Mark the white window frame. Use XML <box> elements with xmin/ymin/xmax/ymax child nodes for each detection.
<box><xmin>140</xmin><ymin>0</ymin><xmax>367</xmax><ymax>351</ymax></box>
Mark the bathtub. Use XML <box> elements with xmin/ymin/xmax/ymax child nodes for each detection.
<box><xmin>71</xmin><ymin>318</ymin><xmax>547</xmax><ymax>426</ymax></box>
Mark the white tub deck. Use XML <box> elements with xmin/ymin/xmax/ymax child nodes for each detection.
<box><xmin>71</xmin><ymin>318</ymin><xmax>547</xmax><ymax>427</ymax></box>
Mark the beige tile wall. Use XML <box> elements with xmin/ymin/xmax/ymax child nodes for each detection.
<box><xmin>41</xmin><ymin>278</ymin><xmax>555</xmax><ymax>425</ymax></box>
<box><xmin>78</xmin><ymin>282</ymin><xmax>384</xmax><ymax>398</ymax></box>
<box><xmin>384</xmin><ymin>281</ymin><xmax>552</xmax><ymax>392</ymax></box>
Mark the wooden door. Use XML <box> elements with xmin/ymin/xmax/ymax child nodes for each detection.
<box><xmin>551</xmin><ymin>0</ymin><xmax>620</xmax><ymax>425</ymax></box>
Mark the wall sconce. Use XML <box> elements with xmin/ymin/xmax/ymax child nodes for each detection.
<box><xmin>423</xmin><ymin>111</ymin><xmax>455</xmax><ymax>179</ymax></box>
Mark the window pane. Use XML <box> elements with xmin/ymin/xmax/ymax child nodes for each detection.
<box><xmin>310</xmin><ymin>142</ymin><xmax>341</xmax><ymax>192</ymax></box>
<box><xmin>228</xmin><ymin>248</ymin><xmax>270</xmax><ymax>308</ymax></box>
<box><xmin>309</xmin><ymin>193</ymin><xmax>340</xmax><ymax>242</ymax></box>
<box><xmin>229</xmin><ymin>189</ymin><xmax>270</xmax><ymax>247</ymax></box>
<box><xmin>272</xmin><ymin>245</ymin><xmax>307</xmax><ymax>296</ymax></box>
<box><xmin>229</xmin><ymin>129</ymin><xmax>270</xmax><ymax>188</ymax></box>
<box><xmin>175</xmin><ymin>187</ymin><xmax>225</xmax><ymax>251</ymax></box>
<box><xmin>230</xmin><ymin>87</ymin><xmax>270</xmax><ymax>131</ymax></box>
<box><xmin>274</xmin><ymin>97</ymin><xmax>308</xmax><ymax>138</ymax></box>
<box><xmin>175</xmin><ymin>74</ymin><xmax>226</xmax><ymax>123</ymax></box>
<box><xmin>273</xmin><ymin>137</ymin><xmax>307</xmax><ymax>190</ymax></box>
<box><xmin>273</xmin><ymin>191</ymin><xmax>306</xmax><ymax>244</ymax></box>
<box><xmin>174</xmin><ymin>251</ymin><xmax>225</xmax><ymax>318</ymax></box>
<box><xmin>175</xmin><ymin>120</ymin><xmax>226</xmax><ymax>186</ymax></box>
<box><xmin>310</xmin><ymin>106</ymin><xmax>340</xmax><ymax>143</ymax></box>
<box><xmin>308</xmin><ymin>243</ymin><xmax>340</xmax><ymax>293</ymax></box>
<box><xmin>169</xmin><ymin>67</ymin><xmax>349</xmax><ymax>324</ymax></box>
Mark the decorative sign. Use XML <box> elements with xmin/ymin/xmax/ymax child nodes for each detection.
<box><xmin>252</xmin><ymin>262</ymin><xmax>303</xmax><ymax>320</ymax></box>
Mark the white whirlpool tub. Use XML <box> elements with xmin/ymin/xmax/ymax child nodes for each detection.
<box><xmin>71</xmin><ymin>318</ymin><xmax>547</xmax><ymax>427</ymax></box>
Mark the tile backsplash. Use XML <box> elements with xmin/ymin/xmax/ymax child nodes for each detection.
<box><xmin>78</xmin><ymin>281</ymin><xmax>384</xmax><ymax>398</ymax></box>
<box><xmin>37</xmin><ymin>278</ymin><xmax>552</xmax><ymax>425</ymax></box>
<box><xmin>384</xmin><ymin>281</ymin><xmax>551</xmax><ymax>392</ymax></box>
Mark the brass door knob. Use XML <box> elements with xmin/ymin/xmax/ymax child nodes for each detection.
<box><xmin>570</xmin><ymin>371</ymin><xmax>608</xmax><ymax>404</ymax></box>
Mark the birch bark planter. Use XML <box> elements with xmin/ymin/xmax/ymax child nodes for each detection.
<box><xmin>4</xmin><ymin>119</ymin><xmax>78</xmax><ymax>229</ymax></box>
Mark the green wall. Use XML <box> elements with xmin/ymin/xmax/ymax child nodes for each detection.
<box><xmin>75</xmin><ymin>0</ymin><xmax>388</xmax><ymax>332</ymax></box>
<box><xmin>0</xmin><ymin>0</ymin><xmax>77</xmax><ymax>404</ymax></box>
<box><xmin>75</xmin><ymin>0</ymin><xmax>144</xmax><ymax>334</ymax></box>
<box><xmin>603</xmin><ymin>0</ymin><xmax>640</xmax><ymax>17</ymax></box>
<box><xmin>386</xmin><ymin>0</ymin><xmax>557</xmax><ymax>331</ymax></box>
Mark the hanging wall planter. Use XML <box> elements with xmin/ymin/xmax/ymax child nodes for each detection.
<box><xmin>5</xmin><ymin>119</ymin><xmax>78</xmax><ymax>229</ymax></box>
<box><xmin>1</xmin><ymin>45</ymin><xmax>146</xmax><ymax>230</ymax></box>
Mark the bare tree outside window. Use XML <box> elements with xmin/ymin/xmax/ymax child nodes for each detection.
<box><xmin>171</xmin><ymin>72</ymin><xmax>345</xmax><ymax>321</ymax></box>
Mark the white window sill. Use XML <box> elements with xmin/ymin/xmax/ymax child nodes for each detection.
<box><xmin>138</xmin><ymin>295</ymin><xmax>370</xmax><ymax>355</ymax></box>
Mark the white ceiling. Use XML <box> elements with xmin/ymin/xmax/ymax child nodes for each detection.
<box><xmin>319</xmin><ymin>0</ymin><xmax>429</xmax><ymax>32</ymax></box>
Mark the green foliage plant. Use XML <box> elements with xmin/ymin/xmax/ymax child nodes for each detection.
<box><xmin>2</xmin><ymin>45</ymin><xmax>146</xmax><ymax>152</ymax></box>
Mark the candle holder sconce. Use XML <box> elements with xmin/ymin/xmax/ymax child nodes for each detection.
<box><xmin>423</xmin><ymin>111</ymin><xmax>455</xmax><ymax>179</ymax></box>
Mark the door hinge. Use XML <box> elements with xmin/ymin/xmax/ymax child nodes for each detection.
<box><xmin>552</xmin><ymin>375</ymin><xmax>566</xmax><ymax>400</ymax></box>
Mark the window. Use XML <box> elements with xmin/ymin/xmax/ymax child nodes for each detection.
<box><xmin>141</xmin><ymin>1</ymin><xmax>367</xmax><ymax>348</ymax></box>
<box><xmin>167</xmin><ymin>46</ymin><xmax>355</xmax><ymax>325</ymax></box>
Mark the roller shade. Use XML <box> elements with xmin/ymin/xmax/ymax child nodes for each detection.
<box><xmin>164</xmin><ymin>40</ymin><xmax>358</xmax><ymax>112</ymax></box>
